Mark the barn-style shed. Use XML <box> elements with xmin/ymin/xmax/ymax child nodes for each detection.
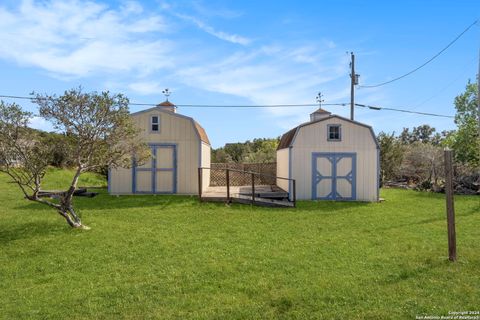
<box><xmin>276</xmin><ymin>108</ymin><xmax>379</xmax><ymax>202</ymax></box>
<box><xmin>109</xmin><ymin>100</ymin><xmax>210</xmax><ymax>195</ymax></box>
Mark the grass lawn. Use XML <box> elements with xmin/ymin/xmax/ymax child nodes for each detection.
<box><xmin>0</xmin><ymin>169</ymin><xmax>479</xmax><ymax>319</ymax></box>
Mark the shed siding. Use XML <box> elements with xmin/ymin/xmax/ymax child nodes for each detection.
<box><xmin>201</xmin><ymin>141</ymin><xmax>211</xmax><ymax>191</ymax></box>
<box><xmin>276</xmin><ymin>148</ymin><xmax>290</xmax><ymax>192</ymax></box>
<box><xmin>291</xmin><ymin>118</ymin><xmax>378</xmax><ymax>201</ymax></box>
<box><xmin>110</xmin><ymin>110</ymin><xmax>204</xmax><ymax>195</ymax></box>
<box><xmin>110</xmin><ymin>167</ymin><xmax>132</xmax><ymax>194</ymax></box>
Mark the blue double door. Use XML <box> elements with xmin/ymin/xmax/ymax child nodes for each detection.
<box><xmin>312</xmin><ymin>152</ymin><xmax>356</xmax><ymax>200</ymax></box>
<box><xmin>134</xmin><ymin>145</ymin><xmax>177</xmax><ymax>194</ymax></box>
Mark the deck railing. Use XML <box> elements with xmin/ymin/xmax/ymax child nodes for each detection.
<box><xmin>198</xmin><ymin>167</ymin><xmax>296</xmax><ymax>207</ymax></box>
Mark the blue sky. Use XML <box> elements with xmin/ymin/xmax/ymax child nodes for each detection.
<box><xmin>0</xmin><ymin>0</ymin><xmax>478</xmax><ymax>148</ymax></box>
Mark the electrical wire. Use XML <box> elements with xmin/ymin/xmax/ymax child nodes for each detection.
<box><xmin>358</xmin><ymin>19</ymin><xmax>479</xmax><ymax>89</ymax></box>
<box><xmin>0</xmin><ymin>94</ymin><xmax>454</xmax><ymax>118</ymax></box>
<box><xmin>130</xmin><ymin>102</ymin><xmax>348</xmax><ymax>108</ymax></box>
<box><xmin>355</xmin><ymin>103</ymin><xmax>454</xmax><ymax>118</ymax></box>
<box><xmin>0</xmin><ymin>95</ymin><xmax>346</xmax><ymax>108</ymax></box>
<box><xmin>411</xmin><ymin>56</ymin><xmax>477</xmax><ymax>108</ymax></box>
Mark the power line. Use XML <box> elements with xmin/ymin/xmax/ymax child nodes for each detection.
<box><xmin>0</xmin><ymin>95</ymin><xmax>345</xmax><ymax>108</ymax></box>
<box><xmin>358</xmin><ymin>19</ymin><xmax>479</xmax><ymax>89</ymax></box>
<box><xmin>412</xmin><ymin>55</ymin><xmax>477</xmax><ymax>108</ymax></box>
<box><xmin>0</xmin><ymin>93</ymin><xmax>454</xmax><ymax>118</ymax></box>
<box><xmin>355</xmin><ymin>103</ymin><xmax>454</xmax><ymax>118</ymax></box>
<box><xmin>131</xmin><ymin>102</ymin><xmax>348</xmax><ymax>108</ymax></box>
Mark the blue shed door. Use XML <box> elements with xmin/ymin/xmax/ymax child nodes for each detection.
<box><xmin>134</xmin><ymin>145</ymin><xmax>176</xmax><ymax>194</ymax></box>
<box><xmin>312</xmin><ymin>153</ymin><xmax>356</xmax><ymax>200</ymax></box>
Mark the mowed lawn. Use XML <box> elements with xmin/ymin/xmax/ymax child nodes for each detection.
<box><xmin>0</xmin><ymin>170</ymin><xmax>479</xmax><ymax>319</ymax></box>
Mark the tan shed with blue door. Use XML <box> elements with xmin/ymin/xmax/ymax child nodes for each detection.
<box><xmin>276</xmin><ymin>108</ymin><xmax>379</xmax><ymax>202</ymax></box>
<box><xmin>108</xmin><ymin>100</ymin><xmax>211</xmax><ymax>195</ymax></box>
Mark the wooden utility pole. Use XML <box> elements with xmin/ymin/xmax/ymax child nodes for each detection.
<box><xmin>444</xmin><ymin>149</ymin><xmax>457</xmax><ymax>262</ymax></box>
<box><xmin>477</xmin><ymin>47</ymin><xmax>480</xmax><ymax>132</ymax></box>
<box><xmin>350</xmin><ymin>52</ymin><xmax>355</xmax><ymax>120</ymax></box>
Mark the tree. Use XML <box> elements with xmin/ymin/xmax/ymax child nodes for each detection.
<box><xmin>399</xmin><ymin>125</ymin><xmax>439</xmax><ymax>144</ymax></box>
<box><xmin>377</xmin><ymin>132</ymin><xmax>404</xmax><ymax>184</ymax></box>
<box><xmin>0</xmin><ymin>101</ymin><xmax>53</xmax><ymax>203</ymax></box>
<box><xmin>449</xmin><ymin>81</ymin><xmax>480</xmax><ymax>167</ymax></box>
<box><xmin>400</xmin><ymin>142</ymin><xmax>444</xmax><ymax>190</ymax></box>
<box><xmin>245</xmin><ymin>138</ymin><xmax>278</xmax><ymax>163</ymax></box>
<box><xmin>212</xmin><ymin>138</ymin><xmax>279</xmax><ymax>164</ymax></box>
<box><xmin>0</xmin><ymin>88</ymin><xmax>149</xmax><ymax>229</ymax></box>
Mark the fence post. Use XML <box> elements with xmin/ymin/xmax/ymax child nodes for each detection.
<box><xmin>444</xmin><ymin>149</ymin><xmax>457</xmax><ymax>262</ymax></box>
<box><xmin>226</xmin><ymin>168</ymin><xmax>230</xmax><ymax>203</ymax></box>
<box><xmin>251</xmin><ymin>173</ymin><xmax>255</xmax><ymax>204</ymax></box>
<box><xmin>292</xmin><ymin>179</ymin><xmax>296</xmax><ymax>207</ymax></box>
<box><xmin>198</xmin><ymin>167</ymin><xmax>202</xmax><ymax>201</ymax></box>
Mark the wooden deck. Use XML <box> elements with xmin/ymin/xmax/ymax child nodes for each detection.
<box><xmin>201</xmin><ymin>185</ymin><xmax>294</xmax><ymax>208</ymax></box>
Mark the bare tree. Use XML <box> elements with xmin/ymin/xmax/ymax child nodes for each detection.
<box><xmin>0</xmin><ymin>88</ymin><xmax>149</xmax><ymax>229</ymax></box>
<box><xmin>400</xmin><ymin>142</ymin><xmax>444</xmax><ymax>191</ymax></box>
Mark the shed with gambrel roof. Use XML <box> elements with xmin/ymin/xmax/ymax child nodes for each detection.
<box><xmin>276</xmin><ymin>108</ymin><xmax>379</xmax><ymax>201</ymax></box>
<box><xmin>109</xmin><ymin>100</ymin><xmax>210</xmax><ymax>195</ymax></box>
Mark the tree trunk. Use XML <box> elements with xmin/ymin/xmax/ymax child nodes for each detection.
<box><xmin>57</xmin><ymin>168</ymin><xmax>90</xmax><ymax>229</ymax></box>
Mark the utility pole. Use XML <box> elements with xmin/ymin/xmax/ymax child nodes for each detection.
<box><xmin>350</xmin><ymin>52</ymin><xmax>359</xmax><ymax>121</ymax></box>
<box><xmin>477</xmin><ymin>47</ymin><xmax>480</xmax><ymax>132</ymax></box>
<box><xmin>350</xmin><ymin>52</ymin><xmax>355</xmax><ymax>120</ymax></box>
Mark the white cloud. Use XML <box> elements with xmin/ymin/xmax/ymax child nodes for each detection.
<box><xmin>176</xmin><ymin>13</ymin><xmax>251</xmax><ymax>45</ymax></box>
<box><xmin>29</xmin><ymin>116</ymin><xmax>54</xmax><ymax>132</ymax></box>
<box><xmin>0</xmin><ymin>0</ymin><xmax>171</xmax><ymax>77</ymax></box>
<box><xmin>175</xmin><ymin>45</ymin><xmax>348</xmax><ymax>119</ymax></box>
<box><xmin>128</xmin><ymin>81</ymin><xmax>165</xmax><ymax>95</ymax></box>
<box><xmin>0</xmin><ymin>0</ymin><xmax>353</xmax><ymax>131</ymax></box>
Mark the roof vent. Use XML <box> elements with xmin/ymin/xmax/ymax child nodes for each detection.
<box><xmin>310</xmin><ymin>108</ymin><xmax>331</xmax><ymax>122</ymax></box>
<box><xmin>157</xmin><ymin>100</ymin><xmax>176</xmax><ymax>113</ymax></box>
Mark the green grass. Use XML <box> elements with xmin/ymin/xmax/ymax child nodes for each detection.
<box><xmin>0</xmin><ymin>171</ymin><xmax>479</xmax><ymax>319</ymax></box>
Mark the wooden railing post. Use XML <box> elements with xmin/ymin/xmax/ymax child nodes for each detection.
<box><xmin>251</xmin><ymin>173</ymin><xmax>255</xmax><ymax>204</ymax></box>
<box><xmin>226</xmin><ymin>169</ymin><xmax>230</xmax><ymax>203</ymax></box>
<box><xmin>292</xmin><ymin>179</ymin><xmax>296</xmax><ymax>207</ymax></box>
<box><xmin>198</xmin><ymin>167</ymin><xmax>202</xmax><ymax>201</ymax></box>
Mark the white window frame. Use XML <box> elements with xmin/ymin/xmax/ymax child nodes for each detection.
<box><xmin>327</xmin><ymin>124</ymin><xmax>341</xmax><ymax>141</ymax></box>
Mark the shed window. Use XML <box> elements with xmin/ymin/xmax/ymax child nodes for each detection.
<box><xmin>151</xmin><ymin>115</ymin><xmax>159</xmax><ymax>132</ymax></box>
<box><xmin>328</xmin><ymin>125</ymin><xmax>341</xmax><ymax>141</ymax></box>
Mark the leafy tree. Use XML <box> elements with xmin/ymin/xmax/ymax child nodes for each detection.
<box><xmin>449</xmin><ymin>81</ymin><xmax>480</xmax><ymax>167</ymax></box>
<box><xmin>245</xmin><ymin>138</ymin><xmax>278</xmax><ymax>163</ymax></box>
<box><xmin>377</xmin><ymin>132</ymin><xmax>404</xmax><ymax>184</ymax></box>
<box><xmin>0</xmin><ymin>88</ymin><xmax>149</xmax><ymax>229</ymax></box>
<box><xmin>212</xmin><ymin>138</ymin><xmax>279</xmax><ymax>163</ymax></box>
<box><xmin>0</xmin><ymin>101</ymin><xmax>53</xmax><ymax>201</ymax></box>
<box><xmin>211</xmin><ymin>148</ymin><xmax>232</xmax><ymax>163</ymax></box>
<box><xmin>223</xmin><ymin>143</ymin><xmax>247</xmax><ymax>163</ymax></box>
<box><xmin>399</xmin><ymin>125</ymin><xmax>439</xmax><ymax>144</ymax></box>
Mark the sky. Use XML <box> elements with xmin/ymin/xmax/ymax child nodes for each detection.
<box><xmin>0</xmin><ymin>0</ymin><xmax>479</xmax><ymax>148</ymax></box>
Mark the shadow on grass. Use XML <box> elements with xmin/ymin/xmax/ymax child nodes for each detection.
<box><xmin>13</xmin><ymin>192</ymin><xmax>200</xmax><ymax>211</ymax></box>
<box><xmin>370</xmin><ymin>204</ymin><xmax>480</xmax><ymax>232</ymax></box>
<box><xmin>296</xmin><ymin>200</ymin><xmax>371</xmax><ymax>213</ymax></box>
<box><xmin>382</xmin><ymin>258</ymin><xmax>447</xmax><ymax>284</ymax></box>
<box><xmin>0</xmin><ymin>221</ymin><xmax>69</xmax><ymax>244</ymax></box>
<box><xmin>402</xmin><ymin>189</ymin><xmax>479</xmax><ymax>201</ymax></box>
<box><xmin>11</xmin><ymin>189</ymin><xmax>403</xmax><ymax>216</ymax></box>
